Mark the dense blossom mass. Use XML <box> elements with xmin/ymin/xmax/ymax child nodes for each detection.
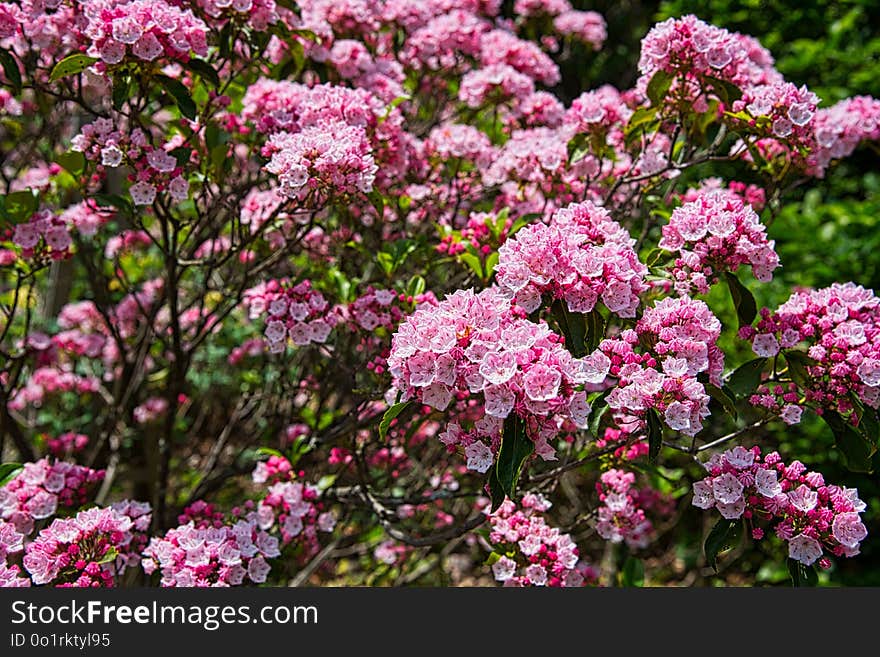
<box><xmin>0</xmin><ymin>2</ymin><xmax>878</xmax><ymax>589</ymax></box>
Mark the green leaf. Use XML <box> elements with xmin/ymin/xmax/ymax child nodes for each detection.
<box><xmin>96</xmin><ymin>547</ymin><xmax>119</xmax><ymax>565</ymax></box>
<box><xmin>186</xmin><ymin>58</ymin><xmax>220</xmax><ymax>88</ymax></box>
<box><xmin>486</xmin><ymin>468</ymin><xmax>506</xmax><ymax>512</ymax></box>
<box><xmin>378</xmin><ymin>401</ymin><xmax>410</xmax><ymax>441</ymax></box>
<box><xmin>90</xmin><ymin>193</ymin><xmax>134</xmax><ymax>219</ymax></box>
<box><xmin>495</xmin><ymin>415</ymin><xmax>533</xmax><ymax>499</ymax></box>
<box><xmin>704</xmin><ymin>517</ymin><xmax>741</xmax><ymax>571</ymax></box>
<box><xmin>255</xmin><ymin>447</ymin><xmax>285</xmax><ymax>459</ymax></box>
<box><xmin>484</xmin><ymin>251</ymin><xmax>500</xmax><ymax>280</ymax></box>
<box><xmin>56</xmin><ymin>151</ymin><xmax>86</xmax><ymax>176</ymax></box>
<box><xmin>459</xmin><ymin>252</ymin><xmax>483</xmax><ymax>279</ymax></box>
<box><xmin>588</xmin><ymin>391</ymin><xmax>611</xmax><ymax>438</ymax></box>
<box><xmin>783</xmin><ymin>351</ymin><xmax>816</xmax><ymax>389</ymax></box>
<box><xmin>551</xmin><ymin>300</ymin><xmax>588</xmax><ymax>357</ymax></box>
<box><xmin>156</xmin><ymin>75</ymin><xmax>197</xmax><ymax>121</ymax></box>
<box><xmin>646</xmin><ymin>70</ymin><xmax>675</xmax><ymax>106</ymax></box>
<box><xmin>0</xmin><ymin>463</ymin><xmax>22</xmax><ymax>487</ymax></box>
<box><xmin>620</xmin><ymin>556</ymin><xmax>645</xmax><ymax>587</ymax></box>
<box><xmin>169</xmin><ymin>147</ymin><xmax>191</xmax><ymax>167</ymax></box>
<box><xmin>274</xmin><ymin>40</ymin><xmax>305</xmax><ymax>81</ymax></box>
<box><xmin>219</xmin><ymin>21</ymin><xmax>234</xmax><ymax>59</ymax></box>
<box><xmin>646</xmin><ymin>408</ymin><xmax>663</xmax><ymax>461</ymax></box>
<box><xmin>857</xmin><ymin>407</ymin><xmax>880</xmax><ymax>444</ymax></box>
<box><xmin>705</xmin><ymin>383</ymin><xmax>738</xmax><ymax>421</ymax></box>
<box><xmin>112</xmin><ymin>75</ymin><xmax>131</xmax><ymax>111</ymax></box>
<box><xmin>822</xmin><ymin>410</ymin><xmax>875</xmax><ymax>473</ymax></box>
<box><xmin>705</xmin><ymin>76</ymin><xmax>744</xmax><ymax>105</ymax></box>
<box><xmin>406</xmin><ymin>275</ymin><xmax>426</xmax><ymax>299</ymax></box>
<box><xmin>2</xmin><ymin>190</ymin><xmax>37</xmax><ymax>223</ymax></box>
<box><xmin>366</xmin><ymin>190</ymin><xmax>384</xmax><ymax>218</ymax></box>
<box><xmin>628</xmin><ymin>106</ymin><xmax>659</xmax><ymax>131</ymax></box>
<box><xmin>49</xmin><ymin>54</ymin><xmax>99</xmax><ymax>82</ymax></box>
<box><xmin>787</xmin><ymin>559</ymin><xmax>818</xmax><ymax>587</ymax></box>
<box><xmin>0</xmin><ymin>48</ymin><xmax>21</xmax><ymax>93</ymax></box>
<box><xmin>567</xmin><ymin>133</ymin><xmax>590</xmax><ymax>163</ymax></box>
<box><xmin>726</xmin><ymin>357</ymin><xmax>768</xmax><ymax>399</ymax></box>
<box><xmin>724</xmin><ymin>271</ymin><xmax>757</xmax><ymax>329</ymax></box>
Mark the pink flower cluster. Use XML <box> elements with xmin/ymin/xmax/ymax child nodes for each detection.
<box><xmin>251</xmin><ymin>456</ymin><xmax>294</xmax><ymax>486</ymax></box>
<box><xmin>8</xmin><ymin>209</ymin><xmax>73</xmax><ymax>261</ymax></box>
<box><xmin>0</xmin><ymin>459</ymin><xmax>105</xmax><ymax>534</ymax></box>
<box><xmin>388</xmin><ymin>287</ymin><xmax>598</xmax><ymax>461</ymax></box>
<box><xmin>348</xmin><ymin>287</ymin><xmax>403</xmax><ymax>332</ymax></box>
<box><xmin>263</xmin><ymin>121</ymin><xmax>377</xmax><ymax>202</ymax></box>
<box><xmin>595</xmin><ymin>469</ymin><xmax>655</xmax><ymax>549</ymax></box>
<box><xmin>71</xmin><ymin>118</ymin><xmax>189</xmax><ymax>205</ymax></box>
<box><xmin>437</xmin><ymin>210</ymin><xmax>512</xmax><ymax>257</ymax></box>
<box><xmin>742</xmin><ymin>282</ymin><xmax>880</xmax><ymax>418</ymax></box>
<box><xmin>692</xmin><ymin>445</ymin><xmax>868</xmax><ymax>565</ymax></box>
<box><xmin>563</xmin><ymin>85</ymin><xmax>633</xmax><ymax>135</ymax></box>
<box><xmin>197</xmin><ymin>0</ymin><xmax>278</xmax><ymax>31</ymax></box>
<box><xmin>45</xmin><ymin>432</ymin><xmax>89</xmax><ymax>458</ymax></box>
<box><xmin>659</xmin><ymin>190</ymin><xmax>779</xmax><ymax>295</ymax></box>
<box><xmin>425</xmin><ymin>123</ymin><xmax>495</xmax><ymax>170</ymax></box>
<box><xmin>257</xmin><ymin>279</ymin><xmax>335</xmax><ymax>353</ymax></box>
<box><xmin>637</xmin><ymin>295</ymin><xmax>725</xmax><ymax>386</ymax></box>
<box><xmin>82</xmin><ymin>0</ymin><xmax>209</xmax><ymax>66</ymax></box>
<box><xmin>254</xmin><ymin>479</ymin><xmax>336</xmax><ymax>547</ymax></box>
<box><xmin>400</xmin><ymin>9</ymin><xmax>489</xmax><ymax>71</ymax></box>
<box><xmin>811</xmin><ymin>96</ymin><xmax>880</xmax><ymax>177</ymax></box>
<box><xmin>459</xmin><ymin>63</ymin><xmax>535</xmax><ymax>109</ymax></box>
<box><xmin>487</xmin><ymin>493</ymin><xmax>587</xmax><ymax>587</ymax></box>
<box><xmin>598</xmin><ymin>298</ymin><xmax>719</xmax><ymax>436</ymax></box>
<box><xmin>478</xmin><ymin>29</ymin><xmax>560</xmax><ymax>86</ymax></box>
<box><xmin>553</xmin><ymin>10</ymin><xmax>607</xmax><ymax>49</ymax></box>
<box><xmin>495</xmin><ymin>201</ymin><xmax>648</xmax><ymax>318</ymax></box>
<box><xmin>142</xmin><ymin>518</ymin><xmax>279</xmax><ymax>587</ymax></box>
<box><xmin>638</xmin><ymin>15</ymin><xmax>782</xmax><ymax>94</ymax></box>
<box><xmin>595</xmin><ymin>427</ymin><xmax>649</xmax><ymax>461</ymax></box>
<box><xmin>733</xmin><ymin>82</ymin><xmax>818</xmax><ymax>143</ymax></box>
<box><xmin>8</xmin><ymin>366</ymin><xmax>101</xmax><ymax>411</ymax></box>
<box><xmin>22</xmin><ymin>506</ymin><xmax>146</xmax><ymax>587</ymax></box>
<box><xmin>1</xmin><ymin>518</ymin><xmax>30</xmax><ymax>586</ymax></box>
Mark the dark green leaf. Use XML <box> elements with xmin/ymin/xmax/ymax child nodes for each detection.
<box><xmin>378</xmin><ymin>401</ymin><xmax>410</xmax><ymax>441</ymax></box>
<box><xmin>822</xmin><ymin>410</ymin><xmax>875</xmax><ymax>473</ymax></box>
<box><xmin>486</xmin><ymin>468</ymin><xmax>506</xmax><ymax>512</ymax></box>
<box><xmin>704</xmin><ymin>517</ymin><xmax>741</xmax><ymax>571</ymax></box>
<box><xmin>0</xmin><ymin>463</ymin><xmax>22</xmax><ymax>487</ymax></box>
<box><xmin>186</xmin><ymin>58</ymin><xmax>220</xmax><ymax>88</ymax></box>
<box><xmin>2</xmin><ymin>190</ymin><xmax>37</xmax><ymax>223</ymax></box>
<box><xmin>112</xmin><ymin>75</ymin><xmax>131</xmax><ymax>111</ymax></box>
<box><xmin>90</xmin><ymin>193</ymin><xmax>134</xmax><ymax>219</ymax></box>
<box><xmin>647</xmin><ymin>408</ymin><xmax>663</xmax><ymax>461</ymax></box>
<box><xmin>705</xmin><ymin>76</ymin><xmax>743</xmax><ymax>105</ymax></box>
<box><xmin>56</xmin><ymin>151</ymin><xmax>86</xmax><ymax>176</ymax></box>
<box><xmin>787</xmin><ymin>559</ymin><xmax>818</xmax><ymax>587</ymax></box>
<box><xmin>705</xmin><ymin>383</ymin><xmax>738</xmax><ymax>421</ymax></box>
<box><xmin>857</xmin><ymin>407</ymin><xmax>880</xmax><ymax>444</ymax></box>
<box><xmin>49</xmin><ymin>54</ymin><xmax>99</xmax><ymax>82</ymax></box>
<box><xmin>274</xmin><ymin>40</ymin><xmax>305</xmax><ymax>81</ymax></box>
<box><xmin>551</xmin><ymin>300</ymin><xmax>588</xmax><ymax>357</ymax></box>
<box><xmin>628</xmin><ymin>106</ymin><xmax>659</xmax><ymax>132</ymax></box>
<box><xmin>156</xmin><ymin>75</ymin><xmax>197</xmax><ymax>121</ymax></box>
<box><xmin>783</xmin><ymin>350</ymin><xmax>816</xmax><ymax>389</ymax></box>
<box><xmin>406</xmin><ymin>275</ymin><xmax>426</xmax><ymax>299</ymax></box>
<box><xmin>0</xmin><ymin>48</ymin><xmax>21</xmax><ymax>93</ymax></box>
<box><xmin>724</xmin><ymin>271</ymin><xmax>757</xmax><ymax>329</ymax></box>
<box><xmin>495</xmin><ymin>415</ymin><xmax>533</xmax><ymax>499</ymax></box>
<box><xmin>169</xmin><ymin>147</ymin><xmax>191</xmax><ymax>167</ymax></box>
<box><xmin>567</xmin><ymin>133</ymin><xmax>590</xmax><ymax>163</ymax></box>
<box><xmin>218</xmin><ymin>22</ymin><xmax>234</xmax><ymax>59</ymax></box>
<box><xmin>366</xmin><ymin>190</ymin><xmax>384</xmax><ymax>218</ymax></box>
<box><xmin>726</xmin><ymin>357</ymin><xmax>768</xmax><ymax>399</ymax></box>
<box><xmin>620</xmin><ymin>556</ymin><xmax>645</xmax><ymax>587</ymax></box>
<box><xmin>646</xmin><ymin>70</ymin><xmax>675</xmax><ymax>106</ymax></box>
